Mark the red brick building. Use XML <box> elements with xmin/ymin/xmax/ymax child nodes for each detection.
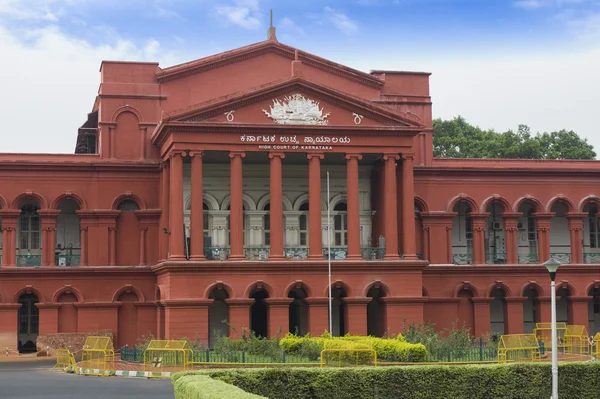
<box><xmin>1</xmin><ymin>29</ymin><xmax>599</xmax><ymax>352</ymax></box>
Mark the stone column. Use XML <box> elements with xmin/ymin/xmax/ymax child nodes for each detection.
<box><xmin>265</xmin><ymin>298</ymin><xmax>293</xmax><ymax>337</ymax></box>
<box><xmin>38</xmin><ymin>209</ymin><xmax>60</xmax><ymax>267</ymax></box>
<box><xmin>567</xmin><ymin>213</ymin><xmax>586</xmax><ymax>264</ymax></box>
<box><xmin>307</xmin><ymin>153</ymin><xmax>323</xmax><ymax>259</ymax></box>
<box><xmin>401</xmin><ymin>155</ymin><xmax>419</xmax><ymax>260</ymax></box>
<box><xmin>345</xmin><ymin>154</ymin><xmax>362</xmax><ymax>259</ymax></box>
<box><xmin>306</xmin><ymin>297</ymin><xmax>330</xmax><ymax>336</ymax></box>
<box><xmin>225</xmin><ymin>299</ymin><xmax>254</xmax><ymax>338</ymax></box>
<box><xmin>534</xmin><ymin>213</ymin><xmax>553</xmax><ymax>263</ymax></box>
<box><xmin>169</xmin><ymin>151</ymin><xmax>186</xmax><ymax>260</ymax></box>
<box><xmin>0</xmin><ymin>210</ymin><xmax>20</xmax><ymax>267</ymax></box>
<box><xmin>269</xmin><ymin>153</ymin><xmax>285</xmax><ymax>260</ymax></box>
<box><xmin>470</xmin><ymin>213</ymin><xmax>489</xmax><ymax>264</ymax></box>
<box><xmin>189</xmin><ymin>151</ymin><xmax>205</xmax><ymax>260</ymax></box>
<box><xmin>159</xmin><ymin>161</ymin><xmax>170</xmax><ymax>261</ymax></box>
<box><xmin>505</xmin><ymin>297</ymin><xmax>526</xmax><ymax>334</ymax></box>
<box><xmin>501</xmin><ymin>213</ymin><xmax>521</xmax><ymax>264</ymax></box>
<box><xmin>108</xmin><ymin>226</ymin><xmax>117</xmax><ymax>266</ymax></box>
<box><xmin>471</xmin><ymin>297</ymin><xmax>493</xmax><ymax>337</ymax></box>
<box><xmin>229</xmin><ymin>152</ymin><xmax>246</xmax><ymax>260</ymax></box>
<box><xmin>383</xmin><ymin>154</ymin><xmax>400</xmax><ymax>259</ymax></box>
<box><xmin>343</xmin><ymin>297</ymin><xmax>370</xmax><ymax>335</ymax></box>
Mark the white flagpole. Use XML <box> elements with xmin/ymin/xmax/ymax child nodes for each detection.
<box><xmin>327</xmin><ymin>171</ymin><xmax>333</xmax><ymax>335</ymax></box>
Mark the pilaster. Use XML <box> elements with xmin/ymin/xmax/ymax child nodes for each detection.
<box><xmin>501</xmin><ymin>212</ymin><xmax>521</xmax><ymax>264</ymax></box>
<box><xmin>567</xmin><ymin>213</ymin><xmax>586</xmax><ymax>264</ymax></box>
<box><xmin>265</xmin><ymin>298</ymin><xmax>293</xmax><ymax>337</ymax></box>
<box><xmin>0</xmin><ymin>210</ymin><xmax>21</xmax><ymax>267</ymax></box>
<box><xmin>225</xmin><ymin>298</ymin><xmax>254</xmax><ymax>338</ymax></box>
<box><xmin>505</xmin><ymin>297</ymin><xmax>526</xmax><ymax>334</ymax></box>
<box><xmin>343</xmin><ymin>297</ymin><xmax>371</xmax><ymax>335</ymax></box>
<box><xmin>305</xmin><ymin>297</ymin><xmax>330</xmax><ymax>336</ymax></box>
<box><xmin>470</xmin><ymin>213</ymin><xmax>490</xmax><ymax>264</ymax></box>
<box><xmin>471</xmin><ymin>297</ymin><xmax>493</xmax><ymax>337</ymax></box>
<box><xmin>534</xmin><ymin>213</ymin><xmax>554</xmax><ymax>263</ymax></box>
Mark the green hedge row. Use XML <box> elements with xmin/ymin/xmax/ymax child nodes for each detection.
<box><xmin>173</xmin><ymin>374</ymin><xmax>266</xmax><ymax>399</ymax></box>
<box><xmin>172</xmin><ymin>362</ymin><xmax>600</xmax><ymax>399</ymax></box>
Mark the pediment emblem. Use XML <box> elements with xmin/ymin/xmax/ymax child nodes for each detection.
<box><xmin>262</xmin><ymin>93</ymin><xmax>331</xmax><ymax>125</ymax></box>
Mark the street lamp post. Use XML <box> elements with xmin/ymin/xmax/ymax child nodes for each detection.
<box><xmin>544</xmin><ymin>258</ymin><xmax>561</xmax><ymax>399</ymax></box>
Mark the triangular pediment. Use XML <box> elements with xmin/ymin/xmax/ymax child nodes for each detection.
<box><xmin>164</xmin><ymin>79</ymin><xmax>423</xmax><ymax>129</ymax></box>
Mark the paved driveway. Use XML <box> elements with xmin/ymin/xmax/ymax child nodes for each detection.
<box><xmin>0</xmin><ymin>360</ymin><xmax>175</xmax><ymax>399</ymax></box>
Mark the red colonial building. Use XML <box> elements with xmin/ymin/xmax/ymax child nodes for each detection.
<box><xmin>2</xmin><ymin>28</ymin><xmax>600</xmax><ymax>353</ymax></box>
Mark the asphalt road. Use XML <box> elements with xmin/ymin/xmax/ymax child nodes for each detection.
<box><xmin>0</xmin><ymin>360</ymin><xmax>175</xmax><ymax>399</ymax></box>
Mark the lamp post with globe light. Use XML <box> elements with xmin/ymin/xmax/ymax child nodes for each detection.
<box><xmin>544</xmin><ymin>258</ymin><xmax>561</xmax><ymax>399</ymax></box>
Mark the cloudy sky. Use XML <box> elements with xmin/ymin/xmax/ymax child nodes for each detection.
<box><xmin>0</xmin><ymin>0</ymin><xmax>598</xmax><ymax>154</ymax></box>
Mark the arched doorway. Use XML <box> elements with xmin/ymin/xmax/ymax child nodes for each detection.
<box><xmin>117</xmin><ymin>290</ymin><xmax>139</xmax><ymax>348</ymax></box>
<box><xmin>288</xmin><ymin>287</ymin><xmax>308</xmax><ymax>336</ymax></box>
<box><xmin>490</xmin><ymin>288</ymin><xmax>506</xmax><ymax>335</ymax></box>
<box><xmin>18</xmin><ymin>293</ymin><xmax>39</xmax><ymax>353</ymax></box>
<box><xmin>556</xmin><ymin>286</ymin><xmax>570</xmax><ymax>324</ymax></box>
<box><xmin>56</xmin><ymin>199</ymin><xmax>81</xmax><ymax>266</ymax></box>
<box><xmin>116</xmin><ymin>199</ymin><xmax>141</xmax><ymax>266</ymax></box>
<box><xmin>588</xmin><ymin>287</ymin><xmax>600</xmax><ymax>335</ymax></box>
<box><xmin>331</xmin><ymin>286</ymin><xmax>347</xmax><ymax>336</ymax></box>
<box><xmin>57</xmin><ymin>292</ymin><xmax>78</xmax><ymax>333</ymax></box>
<box><xmin>17</xmin><ymin>201</ymin><xmax>42</xmax><ymax>266</ymax></box>
<box><xmin>208</xmin><ymin>287</ymin><xmax>229</xmax><ymax>347</ymax></box>
<box><xmin>523</xmin><ymin>286</ymin><xmax>540</xmax><ymax>333</ymax></box>
<box><xmin>250</xmin><ymin>288</ymin><xmax>269</xmax><ymax>338</ymax></box>
<box><xmin>367</xmin><ymin>285</ymin><xmax>386</xmax><ymax>337</ymax></box>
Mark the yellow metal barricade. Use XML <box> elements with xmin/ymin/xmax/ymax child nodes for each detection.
<box><xmin>563</xmin><ymin>325</ymin><xmax>589</xmax><ymax>355</ymax></box>
<box><xmin>143</xmin><ymin>340</ymin><xmax>193</xmax><ymax>378</ymax></box>
<box><xmin>497</xmin><ymin>334</ymin><xmax>541</xmax><ymax>363</ymax></box>
<box><xmin>51</xmin><ymin>349</ymin><xmax>77</xmax><ymax>373</ymax></box>
<box><xmin>80</xmin><ymin>336</ymin><xmax>115</xmax><ymax>376</ymax></box>
<box><xmin>534</xmin><ymin>322</ymin><xmax>567</xmax><ymax>351</ymax></box>
<box><xmin>593</xmin><ymin>332</ymin><xmax>600</xmax><ymax>359</ymax></box>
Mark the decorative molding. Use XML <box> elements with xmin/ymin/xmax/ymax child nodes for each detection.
<box><xmin>352</xmin><ymin>113</ymin><xmax>363</xmax><ymax>125</ymax></box>
<box><xmin>224</xmin><ymin>110</ymin><xmax>235</xmax><ymax>122</ymax></box>
<box><xmin>262</xmin><ymin>94</ymin><xmax>331</xmax><ymax>125</ymax></box>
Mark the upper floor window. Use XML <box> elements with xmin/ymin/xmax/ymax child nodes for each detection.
<box><xmin>589</xmin><ymin>205</ymin><xmax>600</xmax><ymax>249</ymax></box>
<box><xmin>203</xmin><ymin>202</ymin><xmax>210</xmax><ymax>237</ymax></box>
<box><xmin>263</xmin><ymin>203</ymin><xmax>270</xmax><ymax>247</ymax></box>
<box><xmin>299</xmin><ymin>202</ymin><xmax>309</xmax><ymax>246</ymax></box>
<box><xmin>117</xmin><ymin>199</ymin><xmax>140</xmax><ymax>211</ymax></box>
<box><xmin>527</xmin><ymin>209</ymin><xmax>538</xmax><ymax>248</ymax></box>
<box><xmin>19</xmin><ymin>204</ymin><xmax>40</xmax><ymax>251</ymax></box>
<box><xmin>333</xmin><ymin>202</ymin><xmax>347</xmax><ymax>247</ymax></box>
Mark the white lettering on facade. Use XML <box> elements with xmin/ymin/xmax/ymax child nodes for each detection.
<box><xmin>240</xmin><ymin>135</ymin><xmax>350</xmax><ymax>145</ymax></box>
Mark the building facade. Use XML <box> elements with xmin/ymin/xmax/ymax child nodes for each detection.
<box><xmin>1</xmin><ymin>29</ymin><xmax>600</xmax><ymax>352</ymax></box>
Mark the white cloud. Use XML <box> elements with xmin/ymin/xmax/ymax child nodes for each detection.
<box><xmin>324</xmin><ymin>6</ymin><xmax>358</xmax><ymax>35</ymax></box>
<box><xmin>514</xmin><ymin>0</ymin><xmax>589</xmax><ymax>9</ymax></box>
<box><xmin>213</xmin><ymin>0</ymin><xmax>261</xmax><ymax>30</ymax></box>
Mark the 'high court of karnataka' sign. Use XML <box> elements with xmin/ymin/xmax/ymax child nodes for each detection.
<box><xmin>241</xmin><ymin>134</ymin><xmax>351</xmax><ymax>151</ymax></box>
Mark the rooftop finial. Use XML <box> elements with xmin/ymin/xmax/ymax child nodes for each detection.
<box><xmin>267</xmin><ymin>9</ymin><xmax>277</xmax><ymax>41</ymax></box>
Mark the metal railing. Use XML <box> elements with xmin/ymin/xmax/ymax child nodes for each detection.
<box><xmin>452</xmin><ymin>253</ymin><xmax>473</xmax><ymax>265</ymax></box>
<box><xmin>56</xmin><ymin>254</ymin><xmax>80</xmax><ymax>267</ymax></box>
<box><xmin>584</xmin><ymin>252</ymin><xmax>600</xmax><ymax>264</ymax></box>
<box><xmin>16</xmin><ymin>255</ymin><xmax>42</xmax><ymax>267</ymax></box>
<box><xmin>486</xmin><ymin>252</ymin><xmax>507</xmax><ymax>265</ymax></box>
<box><xmin>361</xmin><ymin>247</ymin><xmax>385</xmax><ymax>260</ymax></box>
<box><xmin>550</xmin><ymin>252</ymin><xmax>571</xmax><ymax>264</ymax></box>
<box><xmin>323</xmin><ymin>247</ymin><xmax>348</xmax><ymax>260</ymax></box>
<box><xmin>244</xmin><ymin>247</ymin><xmax>270</xmax><ymax>260</ymax></box>
<box><xmin>283</xmin><ymin>247</ymin><xmax>308</xmax><ymax>260</ymax></box>
<box><xmin>518</xmin><ymin>253</ymin><xmax>539</xmax><ymax>264</ymax></box>
<box><xmin>204</xmin><ymin>247</ymin><xmax>230</xmax><ymax>260</ymax></box>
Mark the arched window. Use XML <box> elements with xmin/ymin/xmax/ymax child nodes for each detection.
<box><xmin>333</xmin><ymin>202</ymin><xmax>347</xmax><ymax>247</ymax></box>
<box><xmin>299</xmin><ymin>202</ymin><xmax>309</xmax><ymax>246</ymax></box>
<box><xmin>263</xmin><ymin>203</ymin><xmax>270</xmax><ymax>247</ymax></box>
<box><xmin>117</xmin><ymin>199</ymin><xmax>140</xmax><ymax>211</ymax></box>
<box><xmin>527</xmin><ymin>209</ymin><xmax>538</xmax><ymax>252</ymax></box>
<box><xmin>19</xmin><ymin>204</ymin><xmax>41</xmax><ymax>252</ymax></box>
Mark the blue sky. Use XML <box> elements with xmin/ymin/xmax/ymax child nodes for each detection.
<box><xmin>0</xmin><ymin>0</ymin><xmax>599</xmax><ymax>154</ymax></box>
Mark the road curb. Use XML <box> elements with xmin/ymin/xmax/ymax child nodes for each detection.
<box><xmin>77</xmin><ymin>368</ymin><xmax>171</xmax><ymax>378</ymax></box>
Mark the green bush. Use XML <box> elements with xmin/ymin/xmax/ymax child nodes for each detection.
<box><xmin>173</xmin><ymin>374</ymin><xmax>266</xmax><ymax>399</ymax></box>
<box><xmin>173</xmin><ymin>362</ymin><xmax>600</xmax><ymax>399</ymax></box>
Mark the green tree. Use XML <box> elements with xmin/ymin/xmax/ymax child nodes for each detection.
<box><xmin>432</xmin><ymin>116</ymin><xmax>595</xmax><ymax>160</ymax></box>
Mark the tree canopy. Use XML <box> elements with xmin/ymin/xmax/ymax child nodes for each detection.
<box><xmin>432</xmin><ymin>116</ymin><xmax>596</xmax><ymax>160</ymax></box>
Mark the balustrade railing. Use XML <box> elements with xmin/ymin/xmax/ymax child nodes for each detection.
<box><xmin>323</xmin><ymin>247</ymin><xmax>348</xmax><ymax>260</ymax></box>
<box><xmin>550</xmin><ymin>252</ymin><xmax>571</xmax><ymax>264</ymax></box>
<box><xmin>283</xmin><ymin>247</ymin><xmax>308</xmax><ymax>260</ymax></box>
<box><xmin>486</xmin><ymin>252</ymin><xmax>507</xmax><ymax>265</ymax></box>
<box><xmin>244</xmin><ymin>247</ymin><xmax>270</xmax><ymax>260</ymax></box>
<box><xmin>16</xmin><ymin>255</ymin><xmax>42</xmax><ymax>267</ymax></box>
<box><xmin>204</xmin><ymin>247</ymin><xmax>230</xmax><ymax>260</ymax></box>
<box><xmin>452</xmin><ymin>254</ymin><xmax>473</xmax><ymax>265</ymax></box>
<box><xmin>56</xmin><ymin>254</ymin><xmax>80</xmax><ymax>266</ymax></box>
<box><xmin>361</xmin><ymin>247</ymin><xmax>385</xmax><ymax>260</ymax></box>
<box><xmin>517</xmin><ymin>253</ymin><xmax>539</xmax><ymax>264</ymax></box>
<box><xmin>584</xmin><ymin>252</ymin><xmax>600</xmax><ymax>264</ymax></box>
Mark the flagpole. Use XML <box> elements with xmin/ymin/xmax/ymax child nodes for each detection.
<box><xmin>327</xmin><ymin>171</ymin><xmax>333</xmax><ymax>335</ymax></box>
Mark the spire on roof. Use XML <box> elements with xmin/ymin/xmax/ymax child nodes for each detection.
<box><xmin>267</xmin><ymin>9</ymin><xmax>277</xmax><ymax>41</ymax></box>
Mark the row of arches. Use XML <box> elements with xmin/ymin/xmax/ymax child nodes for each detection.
<box><xmin>444</xmin><ymin>194</ymin><xmax>599</xmax><ymax>214</ymax></box>
<box><xmin>0</xmin><ymin>192</ymin><xmax>148</xmax><ymax>211</ymax></box>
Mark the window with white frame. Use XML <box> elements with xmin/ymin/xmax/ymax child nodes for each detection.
<box><xmin>203</xmin><ymin>202</ymin><xmax>210</xmax><ymax>237</ymax></box>
<box><xmin>19</xmin><ymin>204</ymin><xmax>41</xmax><ymax>251</ymax></box>
<box><xmin>299</xmin><ymin>202</ymin><xmax>309</xmax><ymax>246</ymax></box>
<box><xmin>333</xmin><ymin>202</ymin><xmax>348</xmax><ymax>247</ymax></box>
<box><xmin>227</xmin><ymin>205</ymin><xmax>247</xmax><ymax>246</ymax></box>
<box><xmin>527</xmin><ymin>209</ymin><xmax>538</xmax><ymax>251</ymax></box>
<box><xmin>263</xmin><ymin>203</ymin><xmax>270</xmax><ymax>247</ymax></box>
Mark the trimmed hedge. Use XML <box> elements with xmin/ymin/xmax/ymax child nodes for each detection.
<box><xmin>172</xmin><ymin>362</ymin><xmax>600</xmax><ymax>399</ymax></box>
<box><xmin>173</xmin><ymin>374</ymin><xmax>266</xmax><ymax>399</ymax></box>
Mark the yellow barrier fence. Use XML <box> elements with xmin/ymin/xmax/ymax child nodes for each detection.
<box><xmin>534</xmin><ymin>322</ymin><xmax>567</xmax><ymax>350</ymax></box>
<box><xmin>51</xmin><ymin>348</ymin><xmax>77</xmax><ymax>373</ymax></box>
<box><xmin>593</xmin><ymin>332</ymin><xmax>600</xmax><ymax>359</ymax></box>
<box><xmin>144</xmin><ymin>340</ymin><xmax>193</xmax><ymax>378</ymax></box>
<box><xmin>564</xmin><ymin>325</ymin><xmax>589</xmax><ymax>355</ymax></box>
<box><xmin>80</xmin><ymin>336</ymin><xmax>115</xmax><ymax>376</ymax></box>
<box><xmin>497</xmin><ymin>334</ymin><xmax>541</xmax><ymax>364</ymax></box>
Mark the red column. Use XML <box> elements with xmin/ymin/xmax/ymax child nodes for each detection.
<box><xmin>345</xmin><ymin>154</ymin><xmax>362</xmax><ymax>259</ymax></box>
<box><xmin>79</xmin><ymin>226</ymin><xmax>88</xmax><ymax>266</ymax></box>
<box><xmin>567</xmin><ymin>213</ymin><xmax>585</xmax><ymax>264</ymax></box>
<box><xmin>265</xmin><ymin>298</ymin><xmax>293</xmax><ymax>337</ymax></box>
<box><xmin>401</xmin><ymin>155</ymin><xmax>418</xmax><ymax>260</ymax></box>
<box><xmin>344</xmin><ymin>297</ymin><xmax>370</xmax><ymax>335</ymax></box>
<box><xmin>471</xmin><ymin>298</ymin><xmax>493</xmax><ymax>337</ymax></box>
<box><xmin>470</xmin><ymin>214</ymin><xmax>488</xmax><ymax>264</ymax></box>
<box><xmin>108</xmin><ymin>226</ymin><xmax>117</xmax><ymax>266</ymax></box>
<box><xmin>1</xmin><ymin>226</ymin><xmax>8</xmax><ymax>266</ymax></box>
<box><xmin>306</xmin><ymin>297</ymin><xmax>330</xmax><ymax>336</ymax></box>
<box><xmin>384</xmin><ymin>297</ymin><xmax>426</xmax><ymax>333</ymax></box>
<box><xmin>505</xmin><ymin>297</ymin><xmax>526</xmax><ymax>334</ymax></box>
<box><xmin>534</xmin><ymin>213</ymin><xmax>553</xmax><ymax>263</ymax></box>
<box><xmin>41</xmin><ymin>228</ymin><xmax>48</xmax><ymax>266</ymax></box>
<box><xmin>139</xmin><ymin>227</ymin><xmax>147</xmax><ymax>266</ymax></box>
<box><xmin>502</xmin><ymin>213</ymin><xmax>521</xmax><ymax>264</ymax></box>
<box><xmin>162</xmin><ymin>300</ymin><xmax>212</xmax><ymax>344</ymax></box>
<box><xmin>383</xmin><ymin>154</ymin><xmax>400</xmax><ymax>259</ymax></box>
<box><xmin>229</xmin><ymin>152</ymin><xmax>246</xmax><ymax>260</ymax></box>
<box><xmin>538</xmin><ymin>296</ymin><xmax>551</xmax><ymax>323</ymax></box>
<box><xmin>36</xmin><ymin>303</ymin><xmax>60</xmax><ymax>335</ymax></box>
<box><xmin>307</xmin><ymin>153</ymin><xmax>323</xmax><ymax>259</ymax></box>
<box><xmin>169</xmin><ymin>151</ymin><xmax>186</xmax><ymax>260</ymax></box>
<box><xmin>269</xmin><ymin>153</ymin><xmax>285</xmax><ymax>260</ymax></box>
<box><xmin>570</xmin><ymin>297</ymin><xmax>590</xmax><ymax>326</ymax></box>
<box><xmin>159</xmin><ymin>161</ymin><xmax>170</xmax><ymax>261</ymax></box>
<box><xmin>190</xmin><ymin>152</ymin><xmax>205</xmax><ymax>261</ymax></box>
<box><xmin>225</xmin><ymin>299</ymin><xmax>254</xmax><ymax>338</ymax></box>
<box><xmin>1</xmin><ymin>212</ymin><xmax>20</xmax><ymax>267</ymax></box>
